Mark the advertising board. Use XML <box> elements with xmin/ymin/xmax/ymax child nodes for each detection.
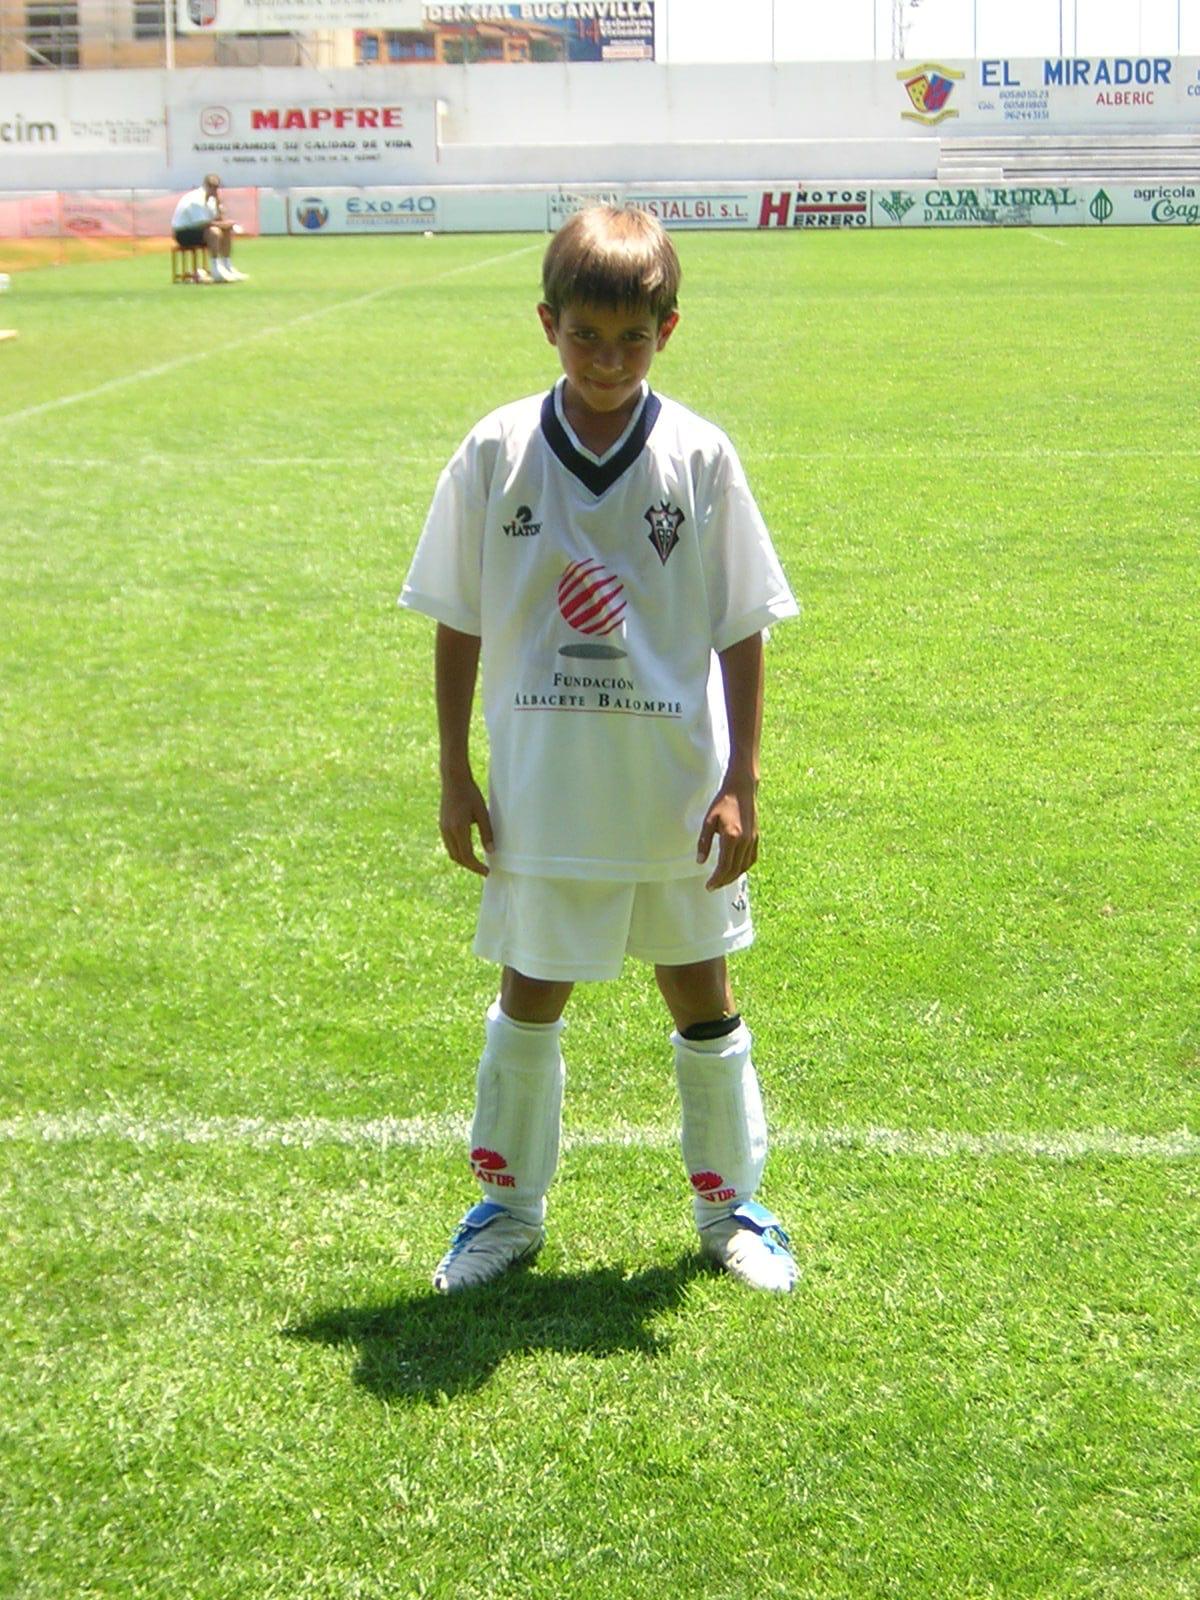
<box><xmin>178</xmin><ymin>0</ymin><xmax>420</xmax><ymax>34</ymax></box>
<box><xmin>418</xmin><ymin>3</ymin><xmax>655</xmax><ymax>62</ymax></box>
<box><xmin>289</xmin><ymin>187</ymin><xmax>437</xmax><ymax>231</ymax></box>
<box><xmin>285</xmin><ymin>184</ymin><xmax>546</xmax><ymax>231</ymax></box>
<box><xmin>0</xmin><ymin>77</ymin><xmax>165</xmax><ymax>173</ymax></box>
<box><xmin>866</xmin><ymin>183</ymin><xmax>1200</xmax><ymax>228</ymax></box>
<box><xmin>171</xmin><ymin>94</ymin><xmax>438</xmax><ymax>184</ymax></box>
<box><xmin>898</xmin><ymin>56</ymin><xmax>1200</xmax><ymax>130</ymax></box>
<box><xmin>262</xmin><ymin>181</ymin><xmax>1200</xmax><ymax>236</ymax></box>
<box><xmin>5</xmin><ymin>181</ymin><xmax>1198</xmax><ymax>241</ymax></box>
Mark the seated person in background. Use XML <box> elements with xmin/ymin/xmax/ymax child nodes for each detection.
<box><xmin>171</xmin><ymin>173</ymin><xmax>247</xmax><ymax>284</ymax></box>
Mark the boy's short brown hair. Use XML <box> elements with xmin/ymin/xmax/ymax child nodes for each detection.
<box><xmin>541</xmin><ymin>204</ymin><xmax>681</xmax><ymax>325</ymax></box>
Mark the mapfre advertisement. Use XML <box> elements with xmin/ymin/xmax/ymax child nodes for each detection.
<box><xmin>172</xmin><ymin>95</ymin><xmax>437</xmax><ymax>181</ymax></box>
<box><xmin>178</xmin><ymin>0</ymin><xmax>420</xmax><ymax>34</ymax></box>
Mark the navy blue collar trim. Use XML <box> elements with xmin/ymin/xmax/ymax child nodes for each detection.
<box><xmin>540</xmin><ymin>387</ymin><xmax>662</xmax><ymax>496</ymax></box>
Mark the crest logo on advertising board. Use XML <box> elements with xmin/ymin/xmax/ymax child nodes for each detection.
<box><xmin>296</xmin><ymin>198</ymin><xmax>330</xmax><ymax>231</ymax></box>
<box><xmin>199</xmin><ymin>106</ymin><xmax>231</xmax><ymax>136</ymax></box>
<box><xmin>878</xmin><ymin>190</ymin><xmax>916</xmax><ymax>224</ymax></box>
<box><xmin>899</xmin><ymin>63</ymin><xmax>963</xmax><ymax>125</ymax></box>
<box><xmin>188</xmin><ymin>0</ymin><xmax>218</xmax><ymax>27</ymax></box>
<box><xmin>1089</xmin><ymin>189</ymin><xmax>1115</xmax><ymax>223</ymax></box>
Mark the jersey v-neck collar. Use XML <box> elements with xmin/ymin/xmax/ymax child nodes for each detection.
<box><xmin>540</xmin><ymin>378</ymin><xmax>662</xmax><ymax>496</ymax></box>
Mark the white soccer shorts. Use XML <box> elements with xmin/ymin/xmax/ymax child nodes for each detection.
<box><xmin>474</xmin><ymin>868</ymin><xmax>753</xmax><ymax>981</ymax></box>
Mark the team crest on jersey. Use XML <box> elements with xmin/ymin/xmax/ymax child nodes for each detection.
<box><xmin>645</xmin><ymin>501</ymin><xmax>684</xmax><ymax>565</ymax></box>
<box><xmin>504</xmin><ymin>504</ymin><xmax>542</xmax><ymax>537</ymax></box>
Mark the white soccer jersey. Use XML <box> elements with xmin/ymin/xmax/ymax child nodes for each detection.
<box><xmin>401</xmin><ymin>379</ymin><xmax>799</xmax><ymax>881</ymax></box>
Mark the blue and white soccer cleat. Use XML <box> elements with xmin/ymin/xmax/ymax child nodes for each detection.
<box><xmin>432</xmin><ymin>1200</ymin><xmax>544</xmax><ymax>1294</ymax></box>
<box><xmin>698</xmin><ymin>1201</ymin><xmax>798</xmax><ymax>1293</ymax></box>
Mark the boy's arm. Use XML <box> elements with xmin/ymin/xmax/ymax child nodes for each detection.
<box><xmin>435</xmin><ymin>622</ymin><xmax>494</xmax><ymax>876</ymax></box>
<box><xmin>697</xmin><ymin>630</ymin><xmax>764</xmax><ymax>891</ymax></box>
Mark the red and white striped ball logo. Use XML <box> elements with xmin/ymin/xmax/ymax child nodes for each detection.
<box><xmin>557</xmin><ymin>559</ymin><xmax>626</xmax><ymax>637</ymax></box>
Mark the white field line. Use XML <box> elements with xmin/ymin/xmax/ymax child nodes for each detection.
<box><xmin>1</xmin><ymin>1109</ymin><xmax>1198</xmax><ymax>1162</ymax></box>
<box><xmin>0</xmin><ymin>242</ymin><xmax>542</xmax><ymax>430</ymax></box>
<box><xmin>1029</xmin><ymin>230</ymin><xmax>1070</xmax><ymax>248</ymax></box>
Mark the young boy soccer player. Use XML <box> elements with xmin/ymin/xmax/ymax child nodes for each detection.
<box><xmin>400</xmin><ymin>205</ymin><xmax>800</xmax><ymax>1293</ymax></box>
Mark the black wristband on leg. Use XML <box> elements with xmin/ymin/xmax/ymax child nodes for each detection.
<box><xmin>680</xmin><ymin>1013</ymin><xmax>742</xmax><ymax>1042</ymax></box>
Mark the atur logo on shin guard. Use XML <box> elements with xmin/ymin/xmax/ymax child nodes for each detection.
<box><xmin>471</xmin><ymin>1146</ymin><xmax>516</xmax><ymax>1189</ymax></box>
<box><xmin>691</xmin><ymin>1169</ymin><xmax>736</xmax><ymax>1204</ymax></box>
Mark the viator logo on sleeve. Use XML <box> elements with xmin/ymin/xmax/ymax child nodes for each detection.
<box><xmin>470</xmin><ymin>1146</ymin><xmax>516</xmax><ymax>1189</ymax></box>
<box><xmin>691</xmin><ymin>1169</ymin><xmax>737</xmax><ymax>1204</ymax></box>
<box><xmin>503</xmin><ymin>504</ymin><xmax>542</xmax><ymax>537</ymax></box>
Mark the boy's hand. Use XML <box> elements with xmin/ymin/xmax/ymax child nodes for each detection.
<box><xmin>439</xmin><ymin>775</ymin><xmax>494</xmax><ymax>876</ymax></box>
<box><xmin>697</xmin><ymin>774</ymin><xmax>758</xmax><ymax>891</ymax></box>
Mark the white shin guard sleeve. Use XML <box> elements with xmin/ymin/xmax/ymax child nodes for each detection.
<box><xmin>673</xmin><ymin>1021</ymin><xmax>767</xmax><ymax>1224</ymax></box>
<box><xmin>469</xmin><ymin>1000</ymin><xmax>565</xmax><ymax>1226</ymax></box>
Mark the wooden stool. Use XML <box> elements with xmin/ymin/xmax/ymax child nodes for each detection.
<box><xmin>171</xmin><ymin>245</ymin><xmax>205</xmax><ymax>283</ymax></box>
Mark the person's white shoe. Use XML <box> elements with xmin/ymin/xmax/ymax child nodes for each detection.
<box><xmin>223</xmin><ymin>265</ymin><xmax>248</xmax><ymax>281</ymax></box>
<box><xmin>432</xmin><ymin>1200</ymin><xmax>543</xmax><ymax>1293</ymax></box>
<box><xmin>699</xmin><ymin>1202</ymin><xmax>798</xmax><ymax>1293</ymax></box>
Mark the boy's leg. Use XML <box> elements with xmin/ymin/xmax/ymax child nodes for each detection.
<box><xmin>659</xmin><ymin>958</ymin><xmax>765</xmax><ymax>1218</ymax></box>
<box><xmin>433</xmin><ymin>970</ymin><xmax>570</xmax><ymax>1294</ymax></box>
<box><xmin>659</xmin><ymin>957</ymin><xmax>796</xmax><ymax>1293</ymax></box>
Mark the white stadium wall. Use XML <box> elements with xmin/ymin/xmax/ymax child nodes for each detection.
<box><xmin>2</xmin><ymin>56</ymin><xmax>1200</xmax><ymax>190</ymax></box>
<box><xmin>2</xmin><ymin>56</ymin><xmax>1199</xmax><ymax>231</ymax></box>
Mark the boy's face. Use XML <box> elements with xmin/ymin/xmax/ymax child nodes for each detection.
<box><xmin>537</xmin><ymin>300</ymin><xmax>678</xmax><ymax>421</ymax></box>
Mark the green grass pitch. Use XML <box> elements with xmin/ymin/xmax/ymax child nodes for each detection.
<box><xmin>1</xmin><ymin>227</ymin><xmax>1199</xmax><ymax>1599</ymax></box>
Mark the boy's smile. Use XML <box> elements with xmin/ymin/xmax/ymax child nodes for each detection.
<box><xmin>538</xmin><ymin>300</ymin><xmax>679</xmax><ymax>451</ymax></box>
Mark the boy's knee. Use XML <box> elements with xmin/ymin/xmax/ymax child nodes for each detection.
<box><xmin>655</xmin><ymin>958</ymin><xmax>734</xmax><ymax>1033</ymax></box>
<box><xmin>500</xmin><ymin>967</ymin><xmax>572</xmax><ymax>1025</ymax></box>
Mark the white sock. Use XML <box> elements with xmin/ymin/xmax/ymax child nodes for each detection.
<box><xmin>673</xmin><ymin>1020</ymin><xmax>767</xmax><ymax>1227</ymax></box>
<box><xmin>468</xmin><ymin>1000</ymin><xmax>565</xmax><ymax>1226</ymax></box>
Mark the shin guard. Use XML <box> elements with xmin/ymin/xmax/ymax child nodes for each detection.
<box><xmin>673</xmin><ymin>1020</ymin><xmax>767</xmax><ymax>1225</ymax></box>
<box><xmin>469</xmin><ymin>1000</ymin><xmax>565</xmax><ymax>1226</ymax></box>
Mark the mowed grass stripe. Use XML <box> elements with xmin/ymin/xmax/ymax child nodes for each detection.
<box><xmin>4</xmin><ymin>1109</ymin><xmax>1199</xmax><ymax>1160</ymax></box>
<box><xmin>0</xmin><ymin>240</ymin><xmax>541</xmax><ymax>427</ymax></box>
<box><xmin>16</xmin><ymin>445</ymin><xmax>1200</xmax><ymax>467</ymax></box>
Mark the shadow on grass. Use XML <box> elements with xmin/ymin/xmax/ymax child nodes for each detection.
<box><xmin>284</xmin><ymin>1255</ymin><xmax>705</xmax><ymax>1403</ymax></box>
